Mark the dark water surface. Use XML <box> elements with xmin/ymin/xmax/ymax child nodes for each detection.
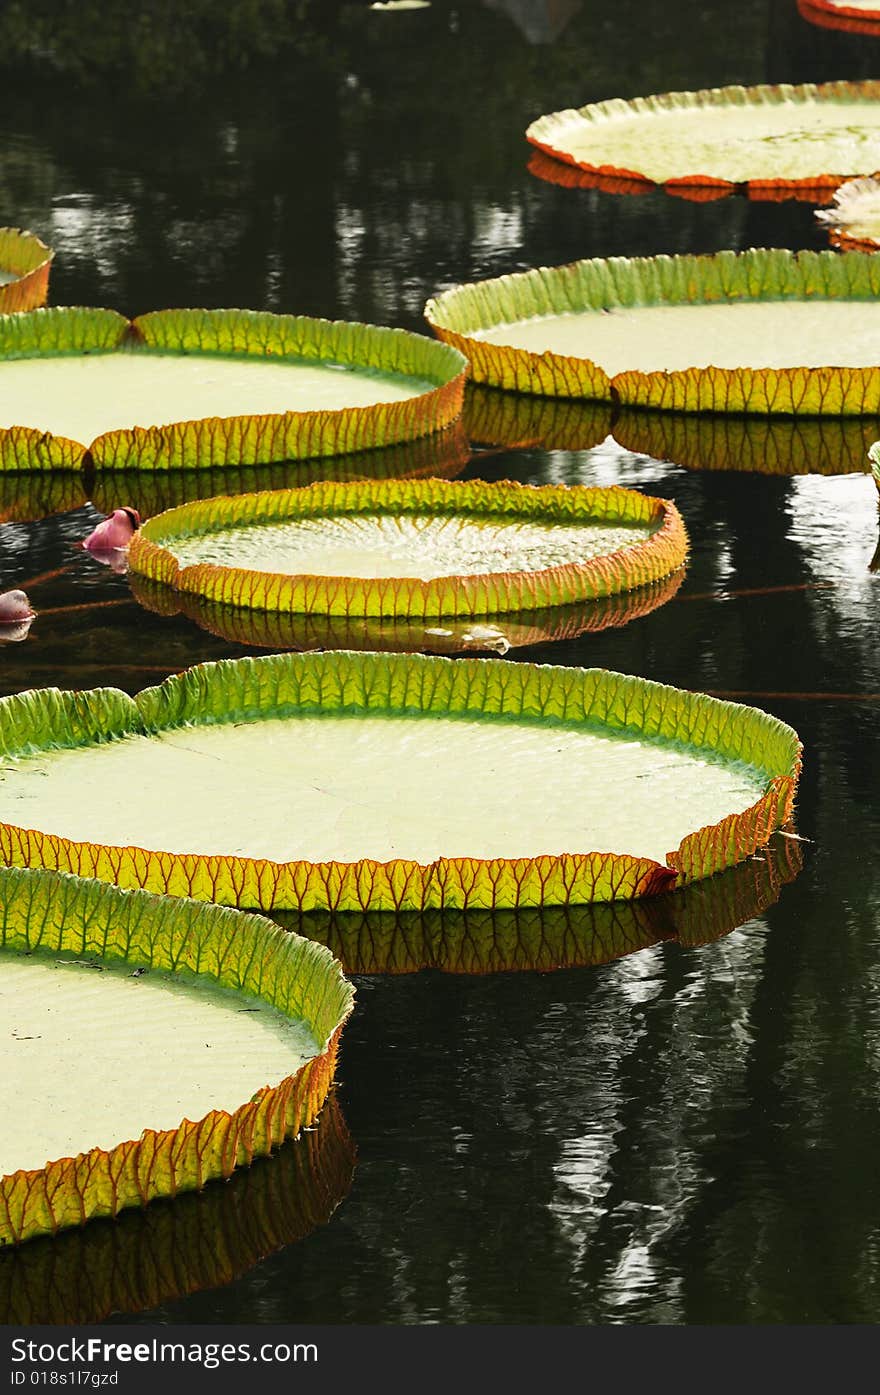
<box><xmin>1</xmin><ymin>0</ymin><xmax>880</xmax><ymax>1325</ymax></box>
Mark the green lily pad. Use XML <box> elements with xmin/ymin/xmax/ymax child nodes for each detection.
<box><xmin>128</xmin><ymin>566</ymin><xmax>685</xmax><ymax>656</ymax></box>
<box><xmin>0</xmin><ymin>229</ymin><xmax>53</xmax><ymax>315</ymax></box>
<box><xmin>0</xmin><ymin>1093</ymin><xmax>354</xmax><ymax>1319</ymax></box>
<box><xmin>0</xmin><ymin>863</ymin><xmax>353</xmax><ymax>1245</ymax></box>
<box><xmin>526</xmin><ymin>81</ymin><xmax>880</xmax><ymax>196</ymax></box>
<box><xmin>0</xmin><ymin>651</ymin><xmax>801</xmax><ymax>911</ymax></box>
<box><xmin>0</xmin><ymin>306</ymin><xmax>467</xmax><ymax>472</ymax></box>
<box><xmin>426</xmin><ymin>248</ymin><xmax>880</xmax><ymax>414</ymax></box>
<box><xmin>127</xmin><ymin>477</ymin><xmax>687</xmax><ymax>619</ymax></box>
<box><xmin>272</xmin><ymin>828</ymin><xmax>803</xmax><ymax>974</ymax></box>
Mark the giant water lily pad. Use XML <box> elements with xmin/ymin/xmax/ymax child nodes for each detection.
<box><xmin>0</xmin><ymin>307</ymin><xmax>467</xmax><ymax>472</ymax></box>
<box><xmin>797</xmin><ymin>0</ymin><xmax>880</xmax><ymax>34</ymax></box>
<box><xmin>526</xmin><ymin>82</ymin><xmax>880</xmax><ymax>198</ymax></box>
<box><xmin>426</xmin><ymin>248</ymin><xmax>880</xmax><ymax>413</ymax></box>
<box><xmin>0</xmin><ymin>1095</ymin><xmax>354</xmax><ymax>1320</ymax></box>
<box><xmin>127</xmin><ymin>478</ymin><xmax>687</xmax><ymax>619</ymax></box>
<box><xmin>128</xmin><ymin>567</ymin><xmax>685</xmax><ymax>656</ymax></box>
<box><xmin>0</xmin><ymin>863</ymin><xmax>353</xmax><ymax>1245</ymax></box>
<box><xmin>0</xmin><ymin>229</ymin><xmax>53</xmax><ymax>314</ymax></box>
<box><xmin>0</xmin><ymin>651</ymin><xmax>800</xmax><ymax>911</ymax></box>
<box><xmin>272</xmin><ymin>828</ymin><xmax>803</xmax><ymax>974</ymax></box>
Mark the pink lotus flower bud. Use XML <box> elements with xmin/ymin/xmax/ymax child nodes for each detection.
<box><xmin>0</xmin><ymin>589</ymin><xmax>34</xmax><ymax>624</ymax></box>
<box><xmin>83</xmin><ymin>507</ymin><xmax>141</xmax><ymax>553</ymax></box>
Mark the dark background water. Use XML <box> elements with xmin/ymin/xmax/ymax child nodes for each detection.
<box><xmin>1</xmin><ymin>0</ymin><xmax>880</xmax><ymax>1325</ymax></box>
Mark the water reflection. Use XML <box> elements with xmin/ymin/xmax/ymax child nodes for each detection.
<box><xmin>0</xmin><ymin>1094</ymin><xmax>355</xmax><ymax>1325</ymax></box>
<box><xmin>272</xmin><ymin>831</ymin><xmax>803</xmax><ymax>974</ymax></box>
<box><xmin>128</xmin><ymin>568</ymin><xmax>685</xmax><ymax>657</ymax></box>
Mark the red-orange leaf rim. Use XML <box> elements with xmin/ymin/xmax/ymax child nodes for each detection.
<box><xmin>797</xmin><ymin>0</ymin><xmax>880</xmax><ymax>35</ymax></box>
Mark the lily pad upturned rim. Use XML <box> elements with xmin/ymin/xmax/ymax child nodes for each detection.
<box><xmin>0</xmin><ymin>650</ymin><xmax>802</xmax><ymax>913</ymax></box>
<box><xmin>525</xmin><ymin>148</ymin><xmax>838</xmax><ymax>205</ymax></box>
<box><xmin>425</xmin><ymin>247</ymin><xmax>880</xmax><ymax>414</ymax></box>
<box><xmin>0</xmin><ymin>305</ymin><xmax>468</xmax><ymax>473</ymax></box>
<box><xmin>127</xmin><ymin>476</ymin><xmax>688</xmax><ymax>619</ymax></box>
<box><xmin>0</xmin><ymin>862</ymin><xmax>354</xmax><ymax>1246</ymax></box>
<box><xmin>0</xmin><ymin>228</ymin><xmax>53</xmax><ymax>316</ymax></box>
<box><xmin>796</xmin><ymin>0</ymin><xmax>880</xmax><ymax>33</ymax></box>
<box><xmin>525</xmin><ymin>81</ymin><xmax>880</xmax><ymax>197</ymax></box>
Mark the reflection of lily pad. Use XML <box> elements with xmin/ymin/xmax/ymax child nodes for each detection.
<box><xmin>0</xmin><ymin>651</ymin><xmax>801</xmax><ymax>911</ymax></box>
<box><xmin>0</xmin><ymin>863</ymin><xmax>353</xmax><ymax>1244</ymax></box>
<box><xmin>797</xmin><ymin>0</ymin><xmax>880</xmax><ymax>34</ymax></box>
<box><xmin>527</xmin><ymin>149</ymin><xmax>736</xmax><ymax>202</ymax></box>
<box><xmin>0</xmin><ymin>307</ymin><xmax>467</xmax><ymax>472</ymax></box>
<box><xmin>816</xmin><ymin>176</ymin><xmax>880</xmax><ymax>252</ymax></box>
<box><xmin>426</xmin><ymin>249</ymin><xmax>880</xmax><ymax>413</ymax></box>
<box><xmin>0</xmin><ymin>471</ymin><xmax>87</xmax><ymax>523</ymax></box>
<box><xmin>273</xmin><ymin>829</ymin><xmax>803</xmax><ymax>974</ymax></box>
<box><xmin>526</xmin><ymin>82</ymin><xmax>880</xmax><ymax>198</ymax></box>
<box><xmin>128</xmin><ymin>566</ymin><xmax>686</xmax><ymax>656</ymax></box>
<box><xmin>0</xmin><ymin>229</ymin><xmax>53</xmax><ymax>314</ymax></box>
<box><xmin>127</xmin><ymin>478</ymin><xmax>687</xmax><ymax>619</ymax></box>
<box><xmin>88</xmin><ymin>421</ymin><xmax>470</xmax><ymax>519</ymax></box>
<box><xmin>0</xmin><ymin>1093</ymin><xmax>354</xmax><ymax>1321</ymax></box>
<box><xmin>614</xmin><ymin>409</ymin><xmax>877</xmax><ymax>475</ymax></box>
<box><xmin>464</xmin><ymin>383</ymin><xmax>613</xmax><ymax>450</ymax></box>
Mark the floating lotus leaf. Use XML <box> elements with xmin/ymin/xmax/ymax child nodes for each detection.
<box><xmin>0</xmin><ymin>229</ymin><xmax>53</xmax><ymax>314</ymax></box>
<box><xmin>0</xmin><ymin>863</ymin><xmax>353</xmax><ymax>1245</ymax></box>
<box><xmin>614</xmin><ymin>409</ymin><xmax>877</xmax><ymax>475</ymax></box>
<box><xmin>797</xmin><ymin>0</ymin><xmax>880</xmax><ymax>34</ymax></box>
<box><xmin>127</xmin><ymin>478</ymin><xmax>687</xmax><ymax>621</ymax></box>
<box><xmin>426</xmin><ymin>248</ymin><xmax>880</xmax><ymax>414</ymax></box>
<box><xmin>526</xmin><ymin>82</ymin><xmax>880</xmax><ymax>197</ymax></box>
<box><xmin>815</xmin><ymin>176</ymin><xmax>880</xmax><ymax>253</ymax></box>
<box><xmin>0</xmin><ymin>650</ymin><xmax>801</xmax><ymax>912</ymax></box>
<box><xmin>88</xmin><ymin>420</ymin><xmax>470</xmax><ymax>519</ymax></box>
<box><xmin>463</xmin><ymin>384</ymin><xmax>613</xmax><ymax>450</ymax></box>
<box><xmin>0</xmin><ymin>306</ymin><xmax>467</xmax><ymax>472</ymax></box>
<box><xmin>272</xmin><ymin>829</ymin><xmax>803</xmax><ymax>974</ymax></box>
<box><xmin>128</xmin><ymin>567</ymin><xmax>685</xmax><ymax>656</ymax></box>
<box><xmin>0</xmin><ymin>1093</ymin><xmax>354</xmax><ymax>1321</ymax></box>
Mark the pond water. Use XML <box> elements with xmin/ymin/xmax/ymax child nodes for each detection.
<box><xmin>1</xmin><ymin>0</ymin><xmax>880</xmax><ymax>1325</ymax></box>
